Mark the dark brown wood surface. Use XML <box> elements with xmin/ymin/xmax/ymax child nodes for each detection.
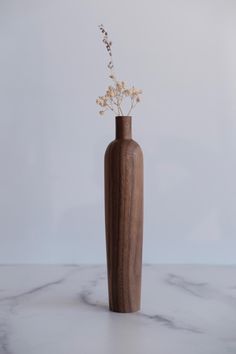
<box><xmin>104</xmin><ymin>116</ymin><xmax>143</xmax><ymax>313</ymax></box>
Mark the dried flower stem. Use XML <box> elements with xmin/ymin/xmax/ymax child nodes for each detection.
<box><xmin>96</xmin><ymin>25</ymin><xmax>142</xmax><ymax>117</ymax></box>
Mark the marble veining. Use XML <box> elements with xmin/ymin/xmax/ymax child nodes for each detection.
<box><xmin>140</xmin><ymin>312</ymin><xmax>203</xmax><ymax>333</ymax></box>
<box><xmin>165</xmin><ymin>273</ymin><xmax>210</xmax><ymax>297</ymax></box>
<box><xmin>0</xmin><ymin>278</ymin><xmax>65</xmax><ymax>303</ymax></box>
<box><xmin>0</xmin><ymin>265</ymin><xmax>236</xmax><ymax>354</ymax></box>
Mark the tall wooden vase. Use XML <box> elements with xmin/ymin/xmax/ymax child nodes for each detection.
<box><xmin>104</xmin><ymin>116</ymin><xmax>143</xmax><ymax>313</ymax></box>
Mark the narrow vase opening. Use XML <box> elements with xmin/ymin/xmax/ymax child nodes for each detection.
<box><xmin>116</xmin><ymin>116</ymin><xmax>132</xmax><ymax>140</ymax></box>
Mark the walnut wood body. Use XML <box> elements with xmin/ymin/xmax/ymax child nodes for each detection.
<box><xmin>104</xmin><ymin>116</ymin><xmax>143</xmax><ymax>313</ymax></box>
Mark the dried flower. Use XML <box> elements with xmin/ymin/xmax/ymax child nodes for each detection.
<box><xmin>96</xmin><ymin>25</ymin><xmax>142</xmax><ymax>117</ymax></box>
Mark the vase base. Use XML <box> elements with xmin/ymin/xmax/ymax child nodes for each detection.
<box><xmin>109</xmin><ymin>306</ymin><xmax>140</xmax><ymax>313</ymax></box>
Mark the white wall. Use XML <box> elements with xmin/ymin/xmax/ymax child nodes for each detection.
<box><xmin>0</xmin><ymin>0</ymin><xmax>236</xmax><ymax>264</ymax></box>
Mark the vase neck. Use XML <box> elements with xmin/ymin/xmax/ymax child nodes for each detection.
<box><xmin>116</xmin><ymin>116</ymin><xmax>132</xmax><ymax>139</ymax></box>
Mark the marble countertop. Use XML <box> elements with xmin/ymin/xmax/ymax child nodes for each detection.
<box><xmin>0</xmin><ymin>265</ymin><xmax>236</xmax><ymax>354</ymax></box>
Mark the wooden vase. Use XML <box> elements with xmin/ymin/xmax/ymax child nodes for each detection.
<box><xmin>104</xmin><ymin>116</ymin><xmax>143</xmax><ymax>313</ymax></box>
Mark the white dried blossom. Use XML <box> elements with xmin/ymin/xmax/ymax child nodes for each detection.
<box><xmin>96</xmin><ymin>25</ymin><xmax>143</xmax><ymax>117</ymax></box>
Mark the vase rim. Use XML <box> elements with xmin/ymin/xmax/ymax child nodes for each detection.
<box><xmin>116</xmin><ymin>116</ymin><xmax>132</xmax><ymax>118</ymax></box>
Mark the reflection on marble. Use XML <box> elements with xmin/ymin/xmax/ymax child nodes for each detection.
<box><xmin>0</xmin><ymin>265</ymin><xmax>236</xmax><ymax>354</ymax></box>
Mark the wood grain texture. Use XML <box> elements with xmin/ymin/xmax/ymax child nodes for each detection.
<box><xmin>104</xmin><ymin>116</ymin><xmax>143</xmax><ymax>313</ymax></box>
